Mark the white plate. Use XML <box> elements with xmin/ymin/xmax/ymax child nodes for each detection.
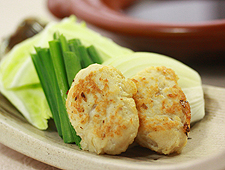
<box><xmin>0</xmin><ymin>85</ymin><xmax>225</xmax><ymax>170</ymax></box>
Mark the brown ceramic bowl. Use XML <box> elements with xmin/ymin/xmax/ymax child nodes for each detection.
<box><xmin>47</xmin><ymin>0</ymin><xmax>225</xmax><ymax>62</ymax></box>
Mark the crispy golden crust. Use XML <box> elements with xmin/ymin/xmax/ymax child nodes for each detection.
<box><xmin>66</xmin><ymin>64</ymin><xmax>139</xmax><ymax>155</ymax></box>
<box><xmin>132</xmin><ymin>66</ymin><xmax>191</xmax><ymax>155</ymax></box>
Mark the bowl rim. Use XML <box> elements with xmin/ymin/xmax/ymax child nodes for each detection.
<box><xmin>55</xmin><ymin>0</ymin><xmax>225</xmax><ymax>38</ymax></box>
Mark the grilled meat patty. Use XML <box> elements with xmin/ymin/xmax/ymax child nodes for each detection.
<box><xmin>132</xmin><ymin>66</ymin><xmax>191</xmax><ymax>154</ymax></box>
<box><xmin>66</xmin><ymin>64</ymin><xmax>139</xmax><ymax>154</ymax></box>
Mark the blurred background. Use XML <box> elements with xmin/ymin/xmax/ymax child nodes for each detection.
<box><xmin>0</xmin><ymin>0</ymin><xmax>225</xmax><ymax>169</ymax></box>
<box><xmin>1</xmin><ymin>0</ymin><xmax>225</xmax><ymax>88</ymax></box>
<box><xmin>0</xmin><ymin>0</ymin><xmax>55</xmax><ymax>39</ymax></box>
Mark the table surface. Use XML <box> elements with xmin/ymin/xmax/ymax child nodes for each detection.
<box><xmin>0</xmin><ymin>0</ymin><xmax>225</xmax><ymax>170</ymax></box>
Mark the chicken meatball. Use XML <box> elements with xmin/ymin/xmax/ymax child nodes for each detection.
<box><xmin>66</xmin><ymin>64</ymin><xmax>139</xmax><ymax>155</ymax></box>
<box><xmin>131</xmin><ymin>66</ymin><xmax>191</xmax><ymax>155</ymax></box>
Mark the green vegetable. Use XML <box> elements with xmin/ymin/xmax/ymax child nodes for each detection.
<box><xmin>103</xmin><ymin>52</ymin><xmax>205</xmax><ymax>123</ymax></box>
<box><xmin>68</xmin><ymin>38</ymin><xmax>82</xmax><ymax>56</ymax></box>
<box><xmin>31</xmin><ymin>50</ymin><xmax>62</xmax><ymax>134</ymax></box>
<box><xmin>78</xmin><ymin>45</ymin><xmax>94</xmax><ymax>68</ymax></box>
<box><xmin>59</xmin><ymin>33</ymin><xmax>70</xmax><ymax>52</ymax></box>
<box><xmin>87</xmin><ymin>45</ymin><xmax>103</xmax><ymax>64</ymax></box>
<box><xmin>0</xmin><ymin>16</ymin><xmax>132</xmax><ymax>130</ymax></box>
<box><xmin>49</xmin><ymin>40</ymin><xmax>79</xmax><ymax>143</ymax></box>
<box><xmin>49</xmin><ymin>40</ymin><xmax>69</xmax><ymax>97</ymax></box>
<box><xmin>0</xmin><ymin>81</ymin><xmax>52</xmax><ymax>130</ymax></box>
<box><xmin>32</xmin><ymin>37</ymin><xmax>83</xmax><ymax>145</ymax></box>
<box><xmin>63</xmin><ymin>51</ymin><xmax>81</xmax><ymax>86</ymax></box>
<box><xmin>57</xmin><ymin>34</ymin><xmax>82</xmax><ymax>86</ymax></box>
<box><xmin>68</xmin><ymin>39</ymin><xmax>82</xmax><ymax>66</ymax></box>
<box><xmin>0</xmin><ymin>16</ymin><xmax>132</xmax><ymax>89</ymax></box>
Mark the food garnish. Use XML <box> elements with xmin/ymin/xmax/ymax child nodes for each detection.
<box><xmin>0</xmin><ymin>16</ymin><xmax>131</xmax><ymax>130</ymax></box>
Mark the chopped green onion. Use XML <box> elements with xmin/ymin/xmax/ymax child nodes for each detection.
<box><xmin>59</xmin><ymin>34</ymin><xmax>70</xmax><ymax>52</ymax></box>
<box><xmin>49</xmin><ymin>40</ymin><xmax>79</xmax><ymax>144</ymax></box>
<box><xmin>63</xmin><ymin>51</ymin><xmax>81</xmax><ymax>86</ymax></box>
<box><xmin>53</xmin><ymin>31</ymin><xmax>60</xmax><ymax>40</ymax></box>
<box><xmin>58</xmin><ymin>35</ymin><xmax>81</xmax><ymax>86</ymax></box>
<box><xmin>49</xmin><ymin>40</ymin><xmax>68</xmax><ymax>96</ymax></box>
<box><xmin>87</xmin><ymin>45</ymin><xmax>103</xmax><ymax>64</ymax></box>
<box><xmin>68</xmin><ymin>39</ymin><xmax>81</xmax><ymax>46</ymax></box>
<box><xmin>31</xmin><ymin>49</ymin><xmax>62</xmax><ymax>137</ymax></box>
<box><xmin>78</xmin><ymin>45</ymin><xmax>94</xmax><ymax>68</ymax></box>
<box><xmin>68</xmin><ymin>39</ymin><xmax>82</xmax><ymax>64</ymax></box>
